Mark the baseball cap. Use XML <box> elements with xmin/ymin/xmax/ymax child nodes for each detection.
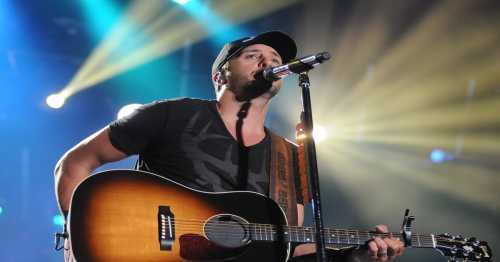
<box><xmin>211</xmin><ymin>31</ymin><xmax>297</xmax><ymax>75</ymax></box>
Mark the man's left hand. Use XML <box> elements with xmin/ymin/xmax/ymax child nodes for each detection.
<box><xmin>351</xmin><ymin>224</ymin><xmax>405</xmax><ymax>261</ymax></box>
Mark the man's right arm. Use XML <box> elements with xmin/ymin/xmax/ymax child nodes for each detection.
<box><xmin>54</xmin><ymin>126</ymin><xmax>128</xmax><ymax>214</ymax></box>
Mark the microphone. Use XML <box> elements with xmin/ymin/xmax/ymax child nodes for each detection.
<box><xmin>262</xmin><ymin>52</ymin><xmax>331</xmax><ymax>81</ymax></box>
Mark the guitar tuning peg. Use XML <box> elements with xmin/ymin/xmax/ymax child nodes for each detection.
<box><xmin>472</xmin><ymin>239</ymin><xmax>481</xmax><ymax>246</ymax></box>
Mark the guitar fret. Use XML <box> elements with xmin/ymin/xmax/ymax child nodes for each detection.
<box><xmin>270</xmin><ymin>225</ymin><xmax>273</xmax><ymax>241</ymax></box>
<box><xmin>349</xmin><ymin>231</ymin><xmax>355</xmax><ymax>244</ymax></box>
<box><xmin>255</xmin><ymin>224</ymin><xmax>259</xmax><ymax>240</ymax></box>
<box><xmin>264</xmin><ymin>224</ymin><xmax>268</xmax><ymax>240</ymax></box>
<box><xmin>306</xmin><ymin>227</ymin><xmax>312</xmax><ymax>242</ymax></box>
<box><xmin>259</xmin><ymin>225</ymin><xmax>264</xmax><ymax>240</ymax></box>
<box><xmin>269</xmin><ymin>227</ymin><xmax>440</xmax><ymax>253</ymax></box>
<box><xmin>264</xmin><ymin>224</ymin><xmax>268</xmax><ymax>241</ymax></box>
<box><xmin>253</xmin><ymin>223</ymin><xmax>258</xmax><ymax>240</ymax></box>
<box><xmin>269</xmin><ymin>224</ymin><xmax>273</xmax><ymax>241</ymax></box>
<box><xmin>283</xmin><ymin>227</ymin><xmax>289</xmax><ymax>242</ymax></box>
<box><xmin>302</xmin><ymin>227</ymin><xmax>306</xmax><ymax>242</ymax></box>
<box><xmin>327</xmin><ymin>230</ymin><xmax>333</xmax><ymax>244</ymax></box>
<box><xmin>343</xmin><ymin>231</ymin><xmax>348</xmax><ymax>244</ymax></box>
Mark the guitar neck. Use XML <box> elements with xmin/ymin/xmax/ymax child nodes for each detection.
<box><xmin>248</xmin><ymin>224</ymin><xmax>436</xmax><ymax>248</ymax></box>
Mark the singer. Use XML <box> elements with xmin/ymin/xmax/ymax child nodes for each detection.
<box><xmin>54</xmin><ymin>31</ymin><xmax>405</xmax><ymax>262</ymax></box>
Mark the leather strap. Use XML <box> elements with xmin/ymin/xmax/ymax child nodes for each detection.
<box><xmin>269</xmin><ymin>132</ymin><xmax>302</xmax><ymax>225</ymax></box>
<box><xmin>295</xmin><ymin>122</ymin><xmax>311</xmax><ymax>204</ymax></box>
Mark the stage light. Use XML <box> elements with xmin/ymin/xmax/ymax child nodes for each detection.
<box><xmin>53</xmin><ymin>214</ymin><xmax>65</xmax><ymax>226</ymax></box>
<box><xmin>276</xmin><ymin>1</ymin><xmax>500</xmax><ymax>215</ymax></box>
<box><xmin>430</xmin><ymin>149</ymin><xmax>454</xmax><ymax>164</ymax></box>
<box><xmin>52</xmin><ymin>0</ymin><xmax>299</xmax><ymax>101</ymax></box>
<box><xmin>430</xmin><ymin>149</ymin><xmax>446</xmax><ymax>163</ymax></box>
<box><xmin>172</xmin><ymin>0</ymin><xmax>191</xmax><ymax>5</ymax></box>
<box><xmin>313</xmin><ymin>125</ymin><xmax>328</xmax><ymax>142</ymax></box>
<box><xmin>0</xmin><ymin>206</ymin><xmax>3</xmax><ymax>215</ymax></box>
<box><xmin>46</xmin><ymin>93</ymin><xmax>66</xmax><ymax>109</ymax></box>
<box><xmin>79</xmin><ymin>0</ymin><xmax>121</xmax><ymax>40</ymax></box>
<box><xmin>117</xmin><ymin>103</ymin><xmax>142</xmax><ymax>119</ymax></box>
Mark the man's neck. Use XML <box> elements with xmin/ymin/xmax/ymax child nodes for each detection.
<box><xmin>217</xmin><ymin>92</ymin><xmax>269</xmax><ymax>137</ymax></box>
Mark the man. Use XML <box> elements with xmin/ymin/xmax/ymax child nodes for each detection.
<box><xmin>55</xmin><ymin>31</ymin><xmax>405</xmax><ymax>261</ymax></box>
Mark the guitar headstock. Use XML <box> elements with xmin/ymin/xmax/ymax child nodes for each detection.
<box><xmin>436</xmin><ymin>233</ymin><xmax>492</xmax><ymax>261</ymax></box>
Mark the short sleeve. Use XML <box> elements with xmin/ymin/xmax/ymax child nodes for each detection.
<box><xmin>108</xmin><ymin>101</ymin><xmax>168</xmax><ymax>155</ymax></box>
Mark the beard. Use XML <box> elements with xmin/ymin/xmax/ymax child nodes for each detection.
<box><xmin>228</xmin><ymin>70</ymin><xmax>279</xmax><ymax>102</ymax></box>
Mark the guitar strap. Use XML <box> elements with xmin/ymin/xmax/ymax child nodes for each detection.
<box><xmin>269</xmin><ymin>131</ymin><xmax>310</xmax><ymax>226</ymax></box>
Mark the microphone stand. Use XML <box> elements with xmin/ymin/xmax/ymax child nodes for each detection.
<box><xmin>298</xmin><ymin>72</ymin><xmax>327</xmax><ymax>262</ymax></box>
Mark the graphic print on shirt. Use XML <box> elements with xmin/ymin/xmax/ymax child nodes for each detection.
<box><xmin>180</xmin><ymin>110</ymin><xmax>268</xmax><ymax>193</ymax></box>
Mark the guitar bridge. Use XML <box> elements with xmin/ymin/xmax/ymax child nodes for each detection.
<box><xmin>158</xmin><ymin>206</ymin><xmax>175</xmax><ymax>251</ymax></box>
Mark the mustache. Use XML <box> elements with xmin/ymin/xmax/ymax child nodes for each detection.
<box><xmin>234</xmin><ymin>70</ymin><xmax>274</xmax><ymax>101</ymax></box>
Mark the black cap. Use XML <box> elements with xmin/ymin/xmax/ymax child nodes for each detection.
<box><xmin>212</xmin><ymin>31</ymin><xmax>297</xmax><ymax>75</ymax></box>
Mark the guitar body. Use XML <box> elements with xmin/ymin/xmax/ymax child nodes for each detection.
<box><xmin>69</xmin><ymin>170</ymin><xmax>289</xmax><ymax>262</ymax></box>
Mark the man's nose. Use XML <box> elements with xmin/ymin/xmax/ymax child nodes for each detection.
<box><xmin>258</xmin><ymin>56</ymin><xmax>272</xmax><ymax>69</ymax></box>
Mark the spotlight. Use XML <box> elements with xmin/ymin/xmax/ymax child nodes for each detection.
<box><xmin>313</xmin><ymin>125</ymin><xmax>328</xmax><ymax>142</ymax></box>
<box><xmin>430</xmin><ymin>149</ymin><xmax>454</xmax><ymax>164</ymax></box>
<box><xmin>117</xmin><ymin>103</ymin><xmax>142</xmax><ymax>119</ymax></box>
<box><xmin>53</xmin><ymin>214</ymin><xmax>65</xmax><ymax>226</ymax></box>
<box><xmin>0</xmin><ymin>206</ymin><xmax>3</xmax><ymax>215</ymax></box>
<box><xmin>46</xmin><ymin>93</ymin><xmax>66</xmax><ymax>109</ymax></box>
<box><xmin>430</xmin><ymin>149</ymin><xmax>445</xmax><ymax>163</ymax></box>
<box><xmin>172</xmin><ymin>0</ymin><xmax>191</xmax><ymax>5</ymax></box>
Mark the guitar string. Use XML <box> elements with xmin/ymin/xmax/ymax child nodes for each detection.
<box><xmin>158</xmin><ymin>225</ymin><xmax>437</xmax><ymax>246</ymax></box>
<box><xmin>151</xmin><ymin>220</ymin><xmax>437</xmax><ymax>245</ymax></box>
<box><xmin>159</xmin><ymin>219</ymin><xmax>441</xmax><ymax>241</ymax></box>
<box><xmin>161</xmin><ymin>219</ymin><xmax>440</xmax><ymax>238</ymax></box>
<box><xmin>156</xmin><ymin>217</ymin><xmax>454</xmax><ymax>240</ymax></box>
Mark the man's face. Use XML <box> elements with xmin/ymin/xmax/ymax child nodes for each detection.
<box><xmin>223</xmin><ymin>44</ymin><xmax>284</xmax><ymax>101</ymax></box>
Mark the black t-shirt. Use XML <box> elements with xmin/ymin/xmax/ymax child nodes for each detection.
<box><xmin>108</xmin><ymin>98</ymin><xmax>275</xmax><ymax>196</ymax></box>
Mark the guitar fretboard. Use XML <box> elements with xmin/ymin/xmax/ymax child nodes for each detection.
<box><xmin>248</xmin><ymin>224</ymin><xmax>436</xmax><ymax>248</ymax></box>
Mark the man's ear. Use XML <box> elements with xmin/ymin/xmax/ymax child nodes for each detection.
<box><xmin>213</xmin><ymin>70</ymin><xmax>227</xmax><ymax>91</ymax></box>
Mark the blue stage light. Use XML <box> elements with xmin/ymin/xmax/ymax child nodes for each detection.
<box><xmin>53</xmin><ymin>214</ymin><xmax>65</xmax><ymax>226</ymax></box>
<box><xmin>430</xmin><ymin>149</ymin><xmax>445</xmax><ymax>163</ymax></box>
<box><xmin>0</xmin><ymin>206</ymin><xmax>3</xmax><ymax>215</ymax></box>
<box><xmin>430</xmin><ymin>149</ymin><xmax>454</xmax><ymax>164</ymax></box>
<box><xmin>172</xmin><ymin>0</ymin><xmax>191</xmax><ymax>5</ymax></box>
<box><xmin>79</xmin><ymin>0</ymin><xmax>121</xmax><ymax>41</ymax></box>
<box><xmin>179</xmin><ymin>0</ymin><xmax>248</xmax><ymax>45</ymax></box>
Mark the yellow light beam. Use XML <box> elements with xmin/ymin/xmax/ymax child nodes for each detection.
<box><xmin>320</xmin><ymin>141</ymin><xmax>500</xmax><ymax>213</ymax></box>
<box><xmin>65</xmin><ymin>0</ymin><xmax>168</xmax><ymax>97</ymax></box>
<box><xmin>59</xmin><ymin>0</ymin><xmax>300</xmax><ymax>100</ymax></box>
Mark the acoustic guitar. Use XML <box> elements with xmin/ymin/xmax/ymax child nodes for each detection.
<box><xmin>67</xmin><ymin>170</ymin><xmax>492</xmax><ymax>261</ymax></box>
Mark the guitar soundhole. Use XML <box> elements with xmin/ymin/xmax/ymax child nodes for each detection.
<box><xmin>204</xmin><ymin>214</ymin><xmax>251</xmax><ymax>248</ymax></box>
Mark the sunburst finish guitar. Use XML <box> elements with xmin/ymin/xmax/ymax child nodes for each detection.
<box><xmin>67</xmin><ymin>170</ymin><xmax>491</xmax><ymax>261</ymax></box>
